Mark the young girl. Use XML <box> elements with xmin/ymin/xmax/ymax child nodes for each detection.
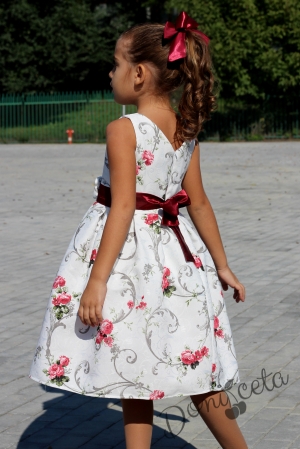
<box><xmin>30</xmin><ymin>11</ymin><xmax>248</xmax><ymax>449</ymax></box>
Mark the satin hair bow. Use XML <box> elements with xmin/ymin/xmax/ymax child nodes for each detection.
<box><xmin>164</xmin><ymin>11</ymin><xmax>210</xmax><ymax>62</ymax></box>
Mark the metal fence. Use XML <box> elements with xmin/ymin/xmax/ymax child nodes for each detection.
<box><xmin>0</xmin><ymin>91</ymin><xmax>136</xmax><ymax>143</ymax></box>
<box><xmin>202</xmin><ymin>99</ymin><xmax>300</xmax><ymax>141</ymax></box>
<box><xmin>0</xmin><ymin>91</ymin><xmax>299</xmax><ymax>143</ymax></box>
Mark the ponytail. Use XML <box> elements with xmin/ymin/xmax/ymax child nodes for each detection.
<box><xmin>120</xmin><ymin>22</ymin><xmax>216</xmax><ymax>145</ymax></box>
<box><xmin>176</xmin><ymin>31</ymin><xmax>216</xmax><ymax>144</ymax></box>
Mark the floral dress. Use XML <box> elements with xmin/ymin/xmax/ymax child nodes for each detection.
<box><xmin>29</xmin><ymin>113</ymin><xmax>239</xmax><ymax>400</ymax></box>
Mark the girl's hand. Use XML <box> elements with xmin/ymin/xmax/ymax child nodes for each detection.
<box><xmin>78</xmin><ymin>279</ymin><xmax>107</xmax><ymax>326</ymax></box>
<box><xmin>217</xmin><ymin>266</ymin><xmax>246</xmax><ymax>303</ymax></box>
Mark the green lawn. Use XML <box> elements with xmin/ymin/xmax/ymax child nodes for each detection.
<box><xmin>0</xmin><ymin>101</ymin><xmax>137</xmax><ymax>143</ymax></box>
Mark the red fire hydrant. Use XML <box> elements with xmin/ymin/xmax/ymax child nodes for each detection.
<box><xmin>66</xmin><ymin>129</ymin><xmax>74</xmax><ymax>144</ymax></box>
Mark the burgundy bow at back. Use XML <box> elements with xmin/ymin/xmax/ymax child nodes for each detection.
<box><xmin>97</xmin><ymin>184</ymin><xmax>196</xmax><ymax>265</ymax></box>
<box><xmin>136</xmin><ymin>189</ymin><xmax>189</xmax><ymax>227</ymax></box>
<box><xmin>164</xmin><ymin>11</ymin><xmax>210</xmax><ymax>62</ymax></box>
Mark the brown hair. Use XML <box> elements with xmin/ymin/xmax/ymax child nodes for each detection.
<box><xmin>120</xmin><ymin>23</ymin><xmax>216</xmax><ymax>145</ymax></box>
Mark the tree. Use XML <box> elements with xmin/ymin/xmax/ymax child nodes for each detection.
<box><xmin>0</xmin><ymin>1</ymin><xmax>142</xmax><ymax>93</ymax></box>
<box><xmin>165</xmin><ymin>0</ymin><xmax>300</xmax><ymax>101</ymax></box>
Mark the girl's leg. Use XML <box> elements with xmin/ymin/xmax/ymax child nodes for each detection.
<box><xmin>121</xmin><ymin>398</ymin><xmax>153</xmax><ymax>449</ymax></box>
<box><xmin>190</xmin><ymin>391</ymin><xmax>248</xmax><ymax>449</ymax></box>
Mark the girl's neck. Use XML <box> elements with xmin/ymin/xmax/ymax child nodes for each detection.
<box><xmin>136</xmin><ymin>95</ymin><xmax>174</xmax><ymax>118</ymax></box>
<box><xmin>135</xmin><ymin>95</ymin><xmax>180</xmax><ymax>150</ymax></box>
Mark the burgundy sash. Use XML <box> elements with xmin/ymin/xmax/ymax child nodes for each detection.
<box><xmin>97</xmin><ymin>184</ymin><xmax>195</xmax><ymax>264</ymax></box>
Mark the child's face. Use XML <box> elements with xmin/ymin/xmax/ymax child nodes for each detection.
<box><xmin>109</xmin><ymin>39</ymin><xmax>136</xmax><ymax>105</ymax></box>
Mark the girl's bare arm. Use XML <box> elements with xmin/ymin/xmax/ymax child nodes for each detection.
<box><xmin>182</xmin><ymin>143</ymin><xmax>245</xmax><ymax>302</ymax></box>
<box><xmin>78</xmin><ymin>118</ymin><xmax>136</xmax><ymax>326</ymax></box>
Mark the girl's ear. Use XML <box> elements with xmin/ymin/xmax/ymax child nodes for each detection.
<box><xmin>134</xmin><ymin>64</ymin><xmax>146</xmax><ymax>86</ymax></box>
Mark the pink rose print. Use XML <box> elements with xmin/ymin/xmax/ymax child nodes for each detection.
<box><xmin>193</xmin><ymin>254</ymin><xmax>204</xmax><ymax>271</ymax></box>
<box><xmin>52</xmin><ymin>297</ymin><xmax>61</xmax><ymax>306</ymax></box>
<box><xmin>52</xmin><ymin>296</ymin><xmax>71</xmax><ymax>320</ymax></box>
<box><xmin>221</xmin><ymin>290</ymin><xmax>224</xmax><ymax>297</ymax></box>
<box><xmin>214</xmin><ymin>316</ymin><xmax>224</xmax><ymax>339</ymax></box>
<box><xmin>43</xmin><ymin>355</ymin><xmax>71</xmax><ymax>386</ymax></box>
<box><xmin>144</xmin><ymin>213</ymin><xmax>159</xmax><ymax>225</ymax></box>
<box><xmin>180</xmin><ymin>346</ymin><xmax>209</xmax><ymax>370</ymax></box>
<box><xmin>215</xmin><ymin>329</ymin><xmax>224</xmax><ymax>338</ymax></box>
<box><xmin>162</xmin><ymin>267</ymin><xmax>176</xmax><ymax>297</ymax></box>
<box><xmin>56</xmin><ymin>293</ymin><xmax>71</xmax><ymax>305</ymax></box>
<box><xmin>95</xmin><ymin>319</ymin><xmax>115</xmax><ymax>348</ymax></box>
<box><xmin>149</xmin><ymin>390</ymin><xmax>165</xmax><ymax>400</ymax></box>
<box><xmin>162</xmin><ymin>276</ymin><xmax>169</xmax><ymax>290</ymax></box>
<box><xmin>89</xmin><ymin>249</ymin><xmax>97</xmax><ymax>267</ymax></box>
<box><xmin>136</xmin><ymin>301</ymin><xmax>147</xmax><ymax>310</ymax></box>
<box><xmin>59</xmin><ymin>355</ymin><xmax>70</xmax><ymax>367</ymax></box>
<box><xmin>52</xmin><ymin>284</ymin><xmax>76</xmax><ymax>320</ymax></box>
<box><xmin>163</xmin><ymin>267</ymin><xmax>170</xmax><ymax>277</ymax></box>
<box><xmin>143</xmin><ymin>213</ymin><xmax>160</xmax><ymax>234</ymax></box>
<box><xmin>90</xmin><ymin>249</ymin><xmax>97</xmax><ymax>261</ymax></box>
<box><xmin>48</xmin><ymin>363</ymin><xmax>64</xmax><ymax>379</ymax></box>
<box><xmin>95</xmin><ymin>332</ymin><xmax>104</xmax><ymax>344</ymax></box>
<box><xmin>100</xmin><ymin>319</ymin><xmax>113</xmax><ymax>335</ymax></box>
<box><xmin>127</xmin><ymin>300</ymin><xmax>134</xmax><ymax>309</ymax></box>
<box><xmin>136</xmin><ymin>164</ymin><xmax>140</xmax><ymax>175</ymax></box>
<box><xmin>194</xmin><ymin>350</ymin><xmax>203</xmax><ymax>362</ymax></box>
<box><xmin>53</xmin><ymin>276</ymin><xmax>66</xmax><ymax>289</ymax></box>
<box><xmin>180</xmin><ymin>350</ymin><xmax>196</xmax><ymax>365</ymax></box>
<box><xmin>201</xmin><ymin>346</ymin><xmax>209</xmax><ymax>357</ymax></box>
<box><xmin>211</xmin><ymin>362</ymin><xmax>217</xmax><ymax>389</ymax></box>
<box><xmin>142</xmin><ymin>150</ymin><xmax>154</xmax><ymax>166</ymax></box>
<box><xmin>103</xmin><ymin>336</ymin><xmax>113</xmax><ymax>347</ymax></box>
<box><xmin>96</xmin><ymin>331</ymin><xmax>114</xmax><ymax>347</ymax></box>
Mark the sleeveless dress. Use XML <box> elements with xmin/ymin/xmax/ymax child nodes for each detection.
<box><xmin>29</xmin><ymin>113</ymin><xmax>239</xmax><ymax>400</ymax></box>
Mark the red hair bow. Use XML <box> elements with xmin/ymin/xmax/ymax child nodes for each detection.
<box><xmin>164</xmin><ymin>11</ymin><xmax>210</xmax><ymax>62</ymax></box>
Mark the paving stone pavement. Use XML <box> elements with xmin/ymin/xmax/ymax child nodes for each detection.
<box><xmin>0</xmin><ymin>141</ymin><xmax>299</xmax><ymax>449</ymax></box>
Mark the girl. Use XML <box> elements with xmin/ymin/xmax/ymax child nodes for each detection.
<box><xmin>30</xmin><ymin>11</ymin><xmax>248</xmax><ymax>449</ymax></box>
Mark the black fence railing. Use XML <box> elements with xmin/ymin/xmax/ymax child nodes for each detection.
<box><xmin>0</xmin><ymin>92</ymin><xmax>299</xmax><ymax>143</ymax></box>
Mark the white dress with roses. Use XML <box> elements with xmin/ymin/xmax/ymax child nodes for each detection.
<box><xmin>30</xmin><ymin>113</ymin><xmax>239</xmax><ymax>400</ymax></box>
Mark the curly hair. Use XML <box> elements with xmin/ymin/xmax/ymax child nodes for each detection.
<box><xmin>120</xmin><ymin>23</ymin><xmax>216</xmax><ymax>145</ymax></box>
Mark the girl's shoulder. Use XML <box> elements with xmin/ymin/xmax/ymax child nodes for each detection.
<box><xmin>118</xmin><ymin>113</ymin><xmax>149</xmax><ymax>147</ymax></box>
<box><xmin>106</xmin><ymin>117</ymin><xmax>136</xmax><ymax>149</ymax></box>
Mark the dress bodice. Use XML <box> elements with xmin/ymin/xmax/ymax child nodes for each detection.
<box><xmin>100</xmin><ymin>113</ymin><xmax>196</xmax><ymax>200</ymax></box>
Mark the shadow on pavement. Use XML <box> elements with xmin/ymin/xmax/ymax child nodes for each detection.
<box><xmin>16</xmin><ymin>385</ymin><xmax>199</xmax><ymax>449</ymax></box>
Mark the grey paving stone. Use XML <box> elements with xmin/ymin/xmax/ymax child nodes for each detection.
<box><xmin>45</xmin><ymin>415</ymin><xmax>83</xmax><ymax>430</ymax></box>
<box><xmin>252</xmin><ymin>440</ymin><xmax>292</xmax><ymax>449</ymax></box>
<box><xmin>20</xmin><ymin>427</ymin><xmax>67</xmax><ymax>445</ymax></box>
<box><xmin>10</xmin><ymin>443</ymin><xmax>46</xmax><ymax>449</ymax></box>
<box><xmin>80</xmin><ymin>445</ymin><xmax>114</xmax><ymax>449</ymax></box>
<box><xmin>83</xmin><ymin>430</ymin><xmax>122</xmax><ymax>448</ymax></box>
<box><xmin>111</xmin><ymin>442</ymin><xmax>126</xmax><ymax>449</ymax></box>
<box><xmin>0</xmin><ymin>433</ymin><xmax>21</xmax><ymax>448</ymax></box>
<box><xmin>27</xmin><ymin>409</ymin><xmax>70</xmax><ymax>423</ymax></box>
<box><xmin>184</xmin><ymin>444</ymin><xmax>220</xmax><ymax>449</ymax></box>
<box><xmin>151</xmin><ymin>437</ymin><xmax>188</xmax><ymax>448</ymax></box>
<box><xmin>291</xmin><ymin>404</ymin><xmax>300</xmax><ymax>415</ymax></box>
<box><xmin>289</xmin><ymin>434</ymin><xmax>300</xmax><ymax>447</ymax></box>
<box><xmin>3</xmin><ymin>421</ymin><xmax>47</xmax><ymax>439</ymax></box>
<box><xmin>77</xmin><ymin>430</ymin><xmax>124</xmax><ymax>447</ymax></box>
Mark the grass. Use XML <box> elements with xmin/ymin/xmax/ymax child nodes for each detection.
<box><xmin>0</xmin><ymin>100</ymin><xmax>299</xmax><ymax>143</ymax></box>
<box><xmin>0</xmin><ymin>101</ymin><xmax>136</xmax><ymax>143</ymax></box>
